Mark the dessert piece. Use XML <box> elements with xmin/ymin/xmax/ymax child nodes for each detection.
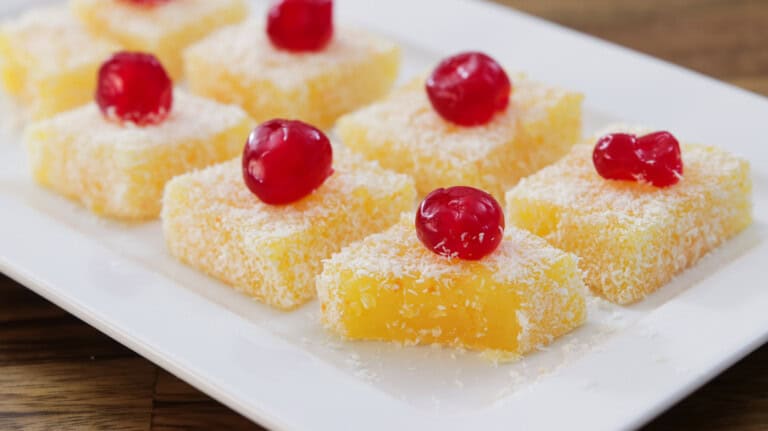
<box><xmin>506</xmin><ymin>126</ymin><xmax>753</xmax><ymax>304</ymax></box>
<box><xmin>318</xmin><ymin>214</ymin><xmax>587</xmax><ymax>356</ymax></box>
<box><xmin>70</xmin><ymin>0</ymin><xmax>247</xmax><ymax>79</ymax></box>
<box><xmin>25</xmin><ymin>52</ymin><xmax>253</xmax><ymax>220</ymax></box>
<box><xmin>337</xmin><ymin>52</ymin><xmax>583</xmax><ymax>200</ymax></box>
<box><xmin>162</xmin><ymin>120</ymin><xmax>416</xmax><ymax>310</ymax></box>
<box><xmin>0</xmin><ymin>6</ymin><xmax>119</xmax><ymax>119</ymax></box>
<box><xmin>184</xmin><ymin>2</ymin><xmax>400</xmax><ymax>129</ymax></box>
<box><xmin>25</xmin><ymin>91</ymin><xmax>252</xmax><ymax>220</ymax></box>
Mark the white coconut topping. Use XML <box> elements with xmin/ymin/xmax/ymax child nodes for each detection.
<box><xmin>185</xmin><ymin>22</ymin><xmax>398</xmax><ymax>90</ymax></box>
<box><xmin>71</xmin><ymin>0</ymin><xmax>245</xmax><ymax>40</ymax></box>
<box><xmin>28</xmin><ymin>90</ymin><xmax>248</xmax><ymax>150</ymax></box>
<box><xmin>1</xmin><ymin>6</ymin><xmax>117</xmax><ymax>75</ymax></box>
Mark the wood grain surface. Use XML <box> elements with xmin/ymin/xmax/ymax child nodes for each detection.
<box><xmin>1</xmin><ymin>0</ymin><xmax>767</xmax><ymax>430</ymax></box>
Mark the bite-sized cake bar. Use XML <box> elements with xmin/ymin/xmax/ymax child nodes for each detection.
<box><xmin>24</xmin><ymin>91</ymin><xmax>253</xmax><ymax>220</ymax></box>
<box><xmin>318</xmin><ymin>215</ymin><xmax>587</xmax><ymax>357</ymax></box>
<box><xmin>506</xmin><ymin>126</ymin><xmax>753</xmax><ymax>304</ymax></box>
<box><xmin>184</xmin><ymin>23</ymin><xmax>400</xmax><ymax>129</ymax></box>
<box><xmin>336</xmin><ymin>75</ymin><xmax>583</xmax><ymax>200</ymax></box>
<box><xmin>162</xmin><ymin>149</ymin><xmax>416</xmax><ymax>310</ymax></box>
<box><xmin>0</xmin><ymin>6</ymin><xmax>119</xmax><ymax>119</ymax></box>
<box><xmin>70</xmin><ymin>0</ymin><xmax>247</xmax><ymax>79</ymax></box>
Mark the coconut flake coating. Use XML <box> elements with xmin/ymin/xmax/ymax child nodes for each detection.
<box><xmin>184</xmin><ymin>22</ymin><xmax>400</xmax><ymax>129</ymax></box>
<box><xmin>162</xmin><ymin>148</ymin><xmax>416</xmax><ymax>310</ymax></box>
<box><xmin>505</xmin><ymin>125</ymin><xmax>753</xmax><ymax>304</ymax></box>
<box><xmin>24</xmin><ymin>90</ymin><xmax>254</xmax><ymax>220</ymax></box>
<box><xmin>0</xmin><ymin>6</ymin><xmax>119</xmax><ymax>119</ymax></box>
<box><xmin>70</xmin><ymin>0</ymin><xmax>247</xmax><ymax>78</ymax></box>
<box><xmin>336</xmin><ymin>74</ymin><xmax>583</xmax><ymax>201</ymax></box>
<box><xmin>318</xmin><ymin>215</ymin><xmax>587</xmax><ymax>357</ymax></box>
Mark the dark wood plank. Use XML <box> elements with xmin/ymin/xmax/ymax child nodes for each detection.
<box><xmin>150</xmin><ymin>370</ymin><xmax>263</xmax><ymax>431</ymax></box>
<box><xmin>0</xmin><ymin>276</ymin><xmax>136</xmax><ymax>365</ymax></box>
<box><xmin>0</xmin><ymin>273</ymin><xmax>67</xmax><ymax>323</ymax></box>
<box><xmin>0</xmin><ymin>358</ymin><xmax>155</xmax><ymax>431</ymax></box>
<box><xmin>0</xmin><ymin>275</ymin><xmax>155</xmax><ymax>430</ymax></box>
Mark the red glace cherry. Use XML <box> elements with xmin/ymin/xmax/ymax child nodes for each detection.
<box><xmin>592</xmin><ymin>133</ymin><xmax>642</xmax><ymax>181</ymax></box>
<box><xmin>242</xmin><ymin>119</ymin><xmax>334</xmax><ymax>205</ymax></box>
<box><xmin>122</xmin><ymin>0</ymin><xmax>170</xmax><ymax>7</ymax></box>
<box><xmin>425</xmin><ymin>52</ymin><xmax>512</xmax><ymax>126</ymax></box>
<box><xmin>96</xmin><ymin>51</ymin><xmax>173</xmax><ymax>126</ymax></box>
<box><xmin>267</xmin><ymin>0</ymin><xmax>333</xmax><ymax>52</ymax></box>
<box><xmin>635</xmin><ymin>131</ymin><xmax>683</xmax><ymax>187</ymax></box>
<box><xmin>415</xmin><ymin>186</ymin><xmax>505</xmax><ymax>261</ymax></box>
<box><xmin>592</xmin><ymin>131</ymin><xmax>683</xmax><ymax>187</ymax></box>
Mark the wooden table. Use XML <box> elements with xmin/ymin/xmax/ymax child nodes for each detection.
<box><xmin>2</xmin><ymin>1</ymin><xmax>767</xmax><ymax>429</ymax></box>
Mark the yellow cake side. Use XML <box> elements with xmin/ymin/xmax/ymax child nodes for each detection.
<box><xmin>506</xmin><ymin>143</ymin><xmax>753</xmax><ymax>304</ymax></box>
<box><xmin>70</xmin><ymin>0</ymin><xmax>247</xmax><ymax>78</ymax></box>
<box><xmin>184</xmin><ymin>25</ymin><xmax>400</xmax><ymax>129</ymax></box>
<box><xmin>29</xmin><ymin>61</ymin><xmax>105</xmax><ymax>120</ymax></box>
<box><xmin>24</xmin><ymin>92</ymin><xmax>254</xmax><ymax>220</ymax></box>
<box><xmin>512</xmin><ymin>83</ymin><xmax>584</xmax><ymax>188</ymax></box>
<box><xmin>0</xmin><ymin>30</ymin><xmax>26</xmax><ymax>97</ymax></box>
<box><xmin>0</xmin><ymin>6</ymin><xmax>119</xmax><ymax>119</ymax></box>
<box><xmin>162</xmin><ymin>154</ymin><xmax>416</xmax><ymax>310</ymax></box>
<box><xmin>336</xmin><ymin>75</ymin><xmax>583</xmax><ymax>201</ymax></box>
<box><xmin>318</xmin><ymin>217</ymin><xmax>586</xmax><ymax>356</ymax></box>
<box><xmin>307</xmin><ymin>45</ymin><xmax>399</xmax><ymax>129</ymax></box>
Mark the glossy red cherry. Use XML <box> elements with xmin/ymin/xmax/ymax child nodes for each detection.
<box><xmin>122</xmin><ymin>0</ymin><xmax>170</xmax><ymax>6</ymax></box>
<box><xmin>96</xmin><ymin>51</ymin><xmax>173</xmax><ymax>126</ymax></box>
<box><xmin>635</xmin><ymin>131</ymin><xmax>683</xmax><ymax>187</ymax></box>
<box><xmin>267</xmin><ymin>0</ymin><xmax>333</xmax><ymax>52</ymax></box>
<box><xmin>592</xmin><ymin>131</ymin><xmax>683</xmax><ymax>187</ymax></box>
<box><xmin>592</xmin><ymin>133</ymin><xmax>642</xmax><ymax>181</ymax></box>
<box><xmin>242</xmin><ymin>119</ymin><xmax>334</xmax><ymax>205</ymax></box>
<box><xmin>415</xmin><ymin>186</ymin><xmax>505</xmax><ymax>260</ymax></box>
<box><xmin>425</xmin><ymin>52</ymin><xmax>511</xmax><ymax>126</ymax></box>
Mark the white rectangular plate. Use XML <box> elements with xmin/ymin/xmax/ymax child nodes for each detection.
<box><xmin>2</xmin><ymin>0</ymin><xmax>767</xmax><ymax>429</ymax></box>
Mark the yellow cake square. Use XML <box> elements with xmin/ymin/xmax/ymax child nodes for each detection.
<box><xmin>505</xmin><ymin>126</ymin><xmax>753</xmax><ymax>304</ymax></box>
<box><xmin>336</xmin><ymin>74</ymin><xmax>583</xmax><ymax>201</ymax></box>
<box><xmin>317</xmin><ymin>215</ymin><xmax>587</xmax><ymax>357</ymax></box>
<box><xmin>70</xmin><ymin>0</ymin><xmax>247</xmax><ymax>79</ymax></box>
<box><xmin>161</xmin><ymin>149</ymin><xmax>416</xmax><ymax>310</ymax></box>
<box><xmin>184</xmin><ymin>23</ymin><xmax>400</xmax><ymax>129</ymax></box>
<box><xmin>0</xmin><ymin>6</ymin><xmax>119</xmax><ymax>120</ymax></box>
<box><xmin>24</xmin><ymin>90</ymin><xmax>254</xmax><ymax>220</ymax></box>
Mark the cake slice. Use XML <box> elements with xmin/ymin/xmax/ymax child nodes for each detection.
<box><xmin>24</xmin><ymin>90</ymin><xmax>253</xmax><ymax>220</ymax></box>
<box><xmin>336</xmin><ymin>75</ymin><xmax>583</xmax><ymax>200</ymax></box>
<box><xmin>70</xmin><ymin>0</ymin><xmax>247</xmax><ymax>79</ymax></box>
<box><xmin>505</xmin><ymin>126</ymin><xmax>753</xmax><ymax>304</ymax></box>
<box><xmin>162</xmin><ymin>149</ymin><xmax>416</xmax><ymax>310</ymax></box>
<box><xmin>184</xmin><ymin>23</ymin><xmax>400</xmax><ymax>129</ymax></box>
<box><xmin>0</xmin><ymin>6</ymin><xmax>119</xmax><ymax>119</ymax></box>
<box><xmin>317</xmin><ymin>215</ymin><xmax>587</xmax><ymax>357</ymax></box>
